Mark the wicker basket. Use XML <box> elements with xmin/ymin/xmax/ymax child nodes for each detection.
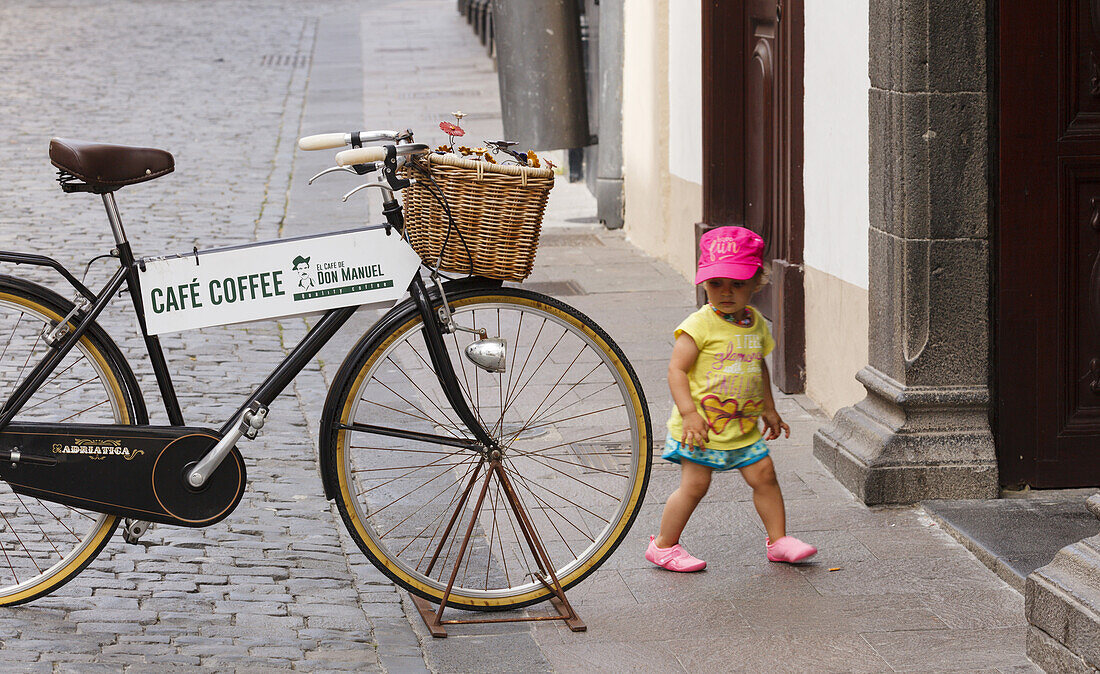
<box><xmin>400</xmin><ymin>153</ymin><xmax>555</xmax><ymax>282</ymax></box>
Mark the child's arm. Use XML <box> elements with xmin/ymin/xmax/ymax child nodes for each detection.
<box><xmin>759</xmin><ymin>360</ymin><xmax>791</xmax><ymax>440</ymax></box>
<box><xmin>669</xmin><ymin>333</ymin><xmax>710</xmax><ymax>449</ymax></box>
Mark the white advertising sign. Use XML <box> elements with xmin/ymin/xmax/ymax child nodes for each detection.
<box><xmin>138</xmin><ymin>227</ymin><xmax>422</xmax><ymax>335</ymax></box>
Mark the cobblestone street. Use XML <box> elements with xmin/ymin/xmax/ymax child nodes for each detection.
<box><xmin>0</xmin><ymin>2</ymin><xmax>414</xmax><ymax>671</ymax></box>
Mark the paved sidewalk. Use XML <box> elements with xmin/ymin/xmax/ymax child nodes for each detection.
<box><xmin>344</xmin><ymin>2</ymin><xmax>1039</xmax><ymax>672</ymax></box>
<box><xmin>0</xmin><ymin>0</ymin><xmax>1040</xmax><ymax>671</ymax></box>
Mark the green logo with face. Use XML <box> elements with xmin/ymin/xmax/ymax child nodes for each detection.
<box><xmin>292</xmin><ymin>255</ymin><xmax>313</xmax><ymax>289</ymax></box>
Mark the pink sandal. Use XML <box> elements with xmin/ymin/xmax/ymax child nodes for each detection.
<box><xmin>645</xmin><ymin>536</ymin><xmax>707</xmax><ymax>572</ymax></box>
<box><xmin>766</xmin><ymin>536</ymin><xmax>817</xmax><ymax>563</ymax></box>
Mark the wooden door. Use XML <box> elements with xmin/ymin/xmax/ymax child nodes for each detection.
<box><xmin>701</xmin><ymin>0</ymin><xmax>805</xmax><ymax>392</ymax></box>
<box><xmin>997</xmin><ymin>0</ymin><xmax>1100</xmax><ymax>486</ymax></box>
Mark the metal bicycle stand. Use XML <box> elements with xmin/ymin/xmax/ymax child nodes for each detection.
<box><xmin>408</xmin><ymin>454</ymin><xmax>586</xmax><ymax>638</ymax></box>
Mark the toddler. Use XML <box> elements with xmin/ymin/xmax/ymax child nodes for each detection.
<box><xmin>646</xmin><ymin>226</ymin><xmax>816</xmax><ymax>572</ymax></box>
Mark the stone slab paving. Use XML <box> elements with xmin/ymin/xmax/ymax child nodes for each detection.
<box><xmin>0</xmin><ymin>0</ymin><xmax>1052</xmax><ymax>672</ymax></box>
<box><xmin>527</xmin><ymin>238</ymin><xmax>1041</xmax><ymax>672</ymax></box>
<box><xmin>341</xmin><ymin>2</ymin><xmax>1041</xmax><ymax>672</ymax></box>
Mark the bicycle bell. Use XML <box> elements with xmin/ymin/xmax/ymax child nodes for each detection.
<box><xmin>464</xmin><ymin>338</ymin><xmax>507</xmax><ymax>373</ymax></box>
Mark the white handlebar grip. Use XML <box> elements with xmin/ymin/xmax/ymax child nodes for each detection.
<box><xmin>335</xmin><ymin>146</ymin><xmax>388</xmax><ymax>166</ymax></box>
<box><xmin>298</xmin><ymin>133</ymin><xmax>348</xmax><ymax>151</ymax></box>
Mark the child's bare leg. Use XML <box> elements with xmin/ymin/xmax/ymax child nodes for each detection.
<box><xmin>655</xmin><ymin>461</ymin><xmax>712</xmax><ymax>548</ymax></box>
<box><xmin>739</xmin><ymin>456</ymin><xmax>786</xmax><ymax>542</ymax></box>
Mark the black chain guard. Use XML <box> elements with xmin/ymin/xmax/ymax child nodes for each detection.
<box><xmin>0</xmin><ymin>422</ymin><xmax>246</xmax><ymax>527</ymax></box>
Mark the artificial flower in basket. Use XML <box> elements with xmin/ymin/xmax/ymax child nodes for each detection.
<box><xmin>433</xmin><ymin>111</ymin><xmax>556</xmax><ymax>169</ymax></box>
<box><xmin>399</xmin><ymin>111</ymin><xmax>557</xmax><ymax>283</ymax></box>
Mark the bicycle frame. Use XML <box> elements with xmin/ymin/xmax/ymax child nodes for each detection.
<box><xmin>0</xmin><ymin>192</ymin><xmax>499</xmax><ymax>481</ymax></box>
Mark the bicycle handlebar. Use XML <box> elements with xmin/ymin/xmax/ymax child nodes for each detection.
<box><xmin>335</xmin><ymin>144</ymin><xmax>429</xmax><ymax>167</ymax></box>
<box><xmin>298</xmin><ymin>130</ymin><xmax>401</xmax><ymax>151</ymax></box>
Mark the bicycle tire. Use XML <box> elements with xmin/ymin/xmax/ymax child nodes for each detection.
<box><xmin>0</xmin><ymin>275</ymin><xmax>142</xmax><ymax>606</ymax></box>
<box><xmin>324</xmin><ymin>284</ymin><xmax>651</xmax><ymax>610</ymax></box>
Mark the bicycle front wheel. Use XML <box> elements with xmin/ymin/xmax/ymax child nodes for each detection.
<box><xmin>326</xmin><ymin>286</ymin><xmax>651</xmax><ymax>610</ymax></box>
<box><xmin>0</xmin><ymin>276</ymin><xmax>141</xmax><ymax>605</ymax></box>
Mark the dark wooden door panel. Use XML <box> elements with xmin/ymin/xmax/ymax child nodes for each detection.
<box><xmin>998</xmin><ymin>0</ymin><xmax>1100</xmax><ymax>486</ymax></box>
<box><xmin>701</xmin><ymin>0</ymin><xmax>804</xmax><ymax>392</ymax></box>
<box><xmin>1062</xmin><ymin>163</ymin><xmax>1100</xmax><ymax>437</ymax></box>
<box><xmin>997</xmin><ymin>312</ymin><xmax>1041</xmax><ymax>487</ymax></box>
<box><xmin>1065</xmin><ymin>0</ymin><xmax>1100</xmax><ymax>136</ymax></box>
<box><xmin>745</xmin><ymin>0</ymin><xmax>778</xmax><ymax>320</ymax></box>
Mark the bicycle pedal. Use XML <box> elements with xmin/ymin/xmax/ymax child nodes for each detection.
<box><xmin>122</xmin><ymin>519</ymin><xmax>153</xmax><ymax>545</ymax></box>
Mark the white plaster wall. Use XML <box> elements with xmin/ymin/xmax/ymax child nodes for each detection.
<box><xmin>622</xmin><ymin>0</ymin><xmax>699</xmax><ymax>280</ymax></box>
<box><xmin>622</xmin><ymin>0</ymin><xmax>666</xmax><ymax>257</ymax></box>
<box><xmin>667</xmin><ymin>0</ymin><xmax>701</xmax><ymax>185</ymax></box>
<box><xmin>803</xmin><ymin>0</ymin><xmax>870</xmax><ymax>290</ymax></box>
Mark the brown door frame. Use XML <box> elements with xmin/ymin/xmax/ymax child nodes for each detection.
<box><xmin>699</xmin><ymin>0</ymin><xmax>806</xmax><ymax>393</ymax></box>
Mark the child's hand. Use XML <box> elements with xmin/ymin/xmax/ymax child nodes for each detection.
<box><xmin>681</xmin><ymin>411</ymin><xmax>710</xmax><ymax>450</ymax></box>
<box><xmin>761</xmin><ymin>409</ymin><xmax>790</xmax><ymax>440</ymax></box>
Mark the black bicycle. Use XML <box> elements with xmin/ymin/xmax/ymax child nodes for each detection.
<box><xmin>0</xmin><ymin>130</ymin><xmax>651</xmax><ymax>612</ymax></box>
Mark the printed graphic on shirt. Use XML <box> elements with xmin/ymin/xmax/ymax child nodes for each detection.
<box><xmin>702</xmin><ymin>335</ymin><xmax>766</xmax><ymax>420</ymax></box>
<box><xmin>700</xmin><ymin>395</ymin><xmax>762</xmax><ymax>435</ymax></box>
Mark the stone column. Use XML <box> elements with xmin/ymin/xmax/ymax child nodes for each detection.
<box><xmin>1026</xmin><ymin>494</ymin><xmax>1100</xmax><ymax>670</ymax></box>
<box><xmin>812</xmin><ymin>0</ymin><xmax>998</xmax><ymax>504</ymax></box>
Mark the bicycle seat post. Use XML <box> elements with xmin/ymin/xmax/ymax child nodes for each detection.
<box><xmin>101</xmin><ymin>192</ymin><xmax>129</xmax><ymax>247</ymax></box>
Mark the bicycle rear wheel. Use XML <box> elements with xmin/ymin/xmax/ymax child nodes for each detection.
<box><xmin>325</xmin><ymin>285</ymin><xmax>651</xmax><ymax>610</ymax></box>
<box><xmin>0</xmin><ymin>276</ymin><xmax>141</xmax><ymax>605</ymax></box>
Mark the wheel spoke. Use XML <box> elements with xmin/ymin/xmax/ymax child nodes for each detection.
<box><xmin>503</xmin><ymin>458</ymin><xmax>589</xmax><ymax>550</ymax></box>
<box><xmin>408</xmin><ymin>459</ymin><xmax>480</xmax><ymax>566</ymax></box>
<box><xmin>15</xmin><ymin>493</ymin><xmax>63</xmax><ymax>558</ymax></box>
<box><xmin>0</xmin><ymin>508</ymin><xmax>23</xmax><ymax>585</ymax></box>
<box><xmin>23</xmin><ymin>373</ymin><xmax>101</xmax><ymax>412</ymax></box>
<box><xmin>506</xmin><ymin>368</ymin><xmax>614</xmax><ymax>442</ymax></box>
<box><xmin>349</xmin><ymin>444</ymin><xmax>460</xmax><ymax>456</ymax></box>
<box><xmin>375</xmin><ymin>354</ymin><xmax>466</xmax><ymax>436</ymax></box>
<box><xmin>359</xmin><ymin>452</ymin><xmax>479</xmax><ymax>519</ymax></box>
<box><xmin>506</xmin><ymin>403</ymin><xmax>629</xmax><ymax>445</ymax></box>
<box><xmin>361</xmin><ymin>395</ymin><xmax>465</xmax><ymax>437</ymax></box>
<box><xmin>59</xmin><ymin>398</ymin><xmax>110</xmax><ymax>423</ymax></box>
<box><xmin>507</xmin><ymin>446</ymin><xmax>629</xmax><ymax>478</ymax></box>
<box><xmin>0</xmin><ymin>312</ymin><xmax>24</xmax><ymax>362</ymax></box>
<box><xmin>501</xmin><ymin>316</ymin><xmax>549</xmax><ymax>421</ymax></box>
<box><xmin>15</xmin><ymin>332</ymin><xmax>43</xmax><ymax>386</ymax></box>
<box><xmin>501</xmin><ymin>464</ymin><xmax>612</xmax><ymax>525</ymax></box>
<box><xmin>500</xmin><ymin>325</ymin><xmax>569</xmax><ymax>423</ymax></box>
<box><xmin>521</xmin><ymin>427</ymin><xmax>636</xmax><ymax>457</ymax></box>
<box><xmin>507</xmin><ymin>450</ymin><xmax>620</xmax><ymax>501</ymax></box>
<box><xmin>381</xmin><ymin>463</ymin><xmax>478</xmax><ymax>541</ymax></box>
<box><xmin>505</xmin><ymin>344</ymin><xmax>587</xmax><ymax>435</ymax></box>
<box><xmin>395</xmin><ymin>343</ymin><xmax>468</xmax><ymax>430</ymax></box>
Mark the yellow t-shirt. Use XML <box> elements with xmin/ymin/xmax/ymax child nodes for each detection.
<box><xmin>666</xmin><ymin>305</ymin><xmax>775</xmax><ymax>450</ymax></box>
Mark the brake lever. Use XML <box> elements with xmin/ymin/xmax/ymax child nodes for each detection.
<box><xmin>382</xmin><ymin>146</ymin><xmax>412</xmax><ymax>191</ymax></box>
<box><xmin>341</xmin><ymin>181</ymin><xmax>399</xmax><ymax>203</ymax></box>
<box><xmin>308</xmin><ymin>166</ymin><xmax>358</xmax><ymax>185</ymax></box>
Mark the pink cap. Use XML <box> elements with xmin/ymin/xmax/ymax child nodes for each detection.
<box><xmin>695</xmin><ymin>226</ymin><xmax>765</xmax><ymax>284</ymax></box>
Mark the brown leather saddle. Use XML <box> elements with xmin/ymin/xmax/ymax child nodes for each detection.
<box><xmin>49</xmin><ymin>138</ymin><xmax>174</xmax><ymax>193</ymax></box>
